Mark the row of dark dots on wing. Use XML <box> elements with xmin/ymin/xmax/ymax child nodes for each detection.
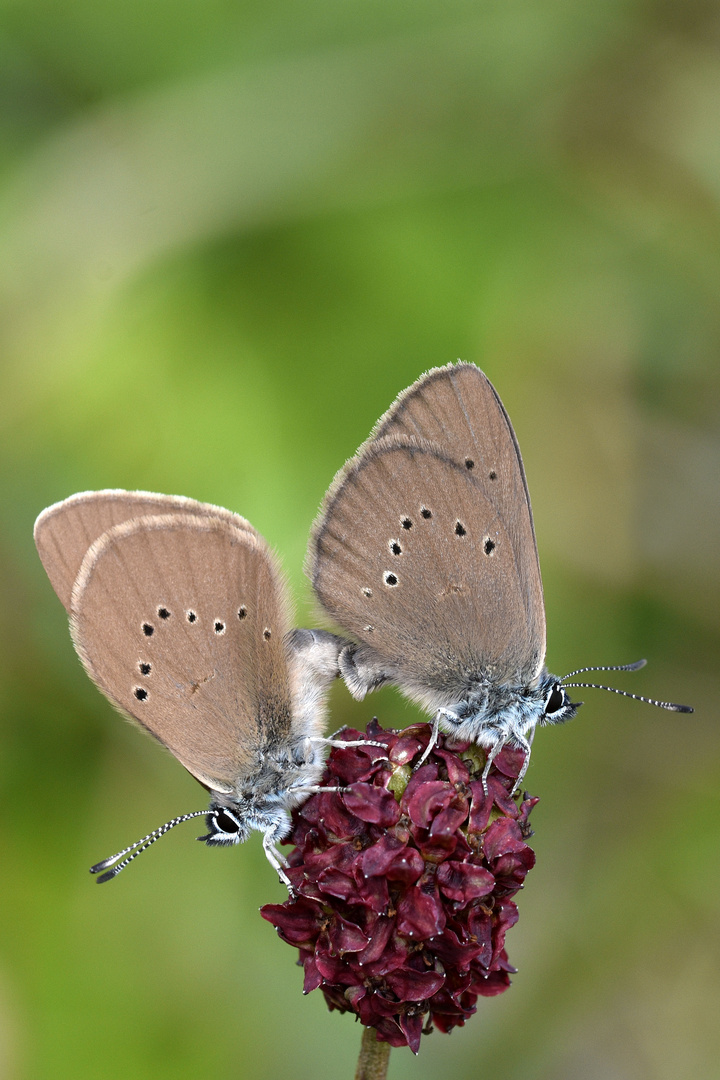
<box><xmin>356</xmin><ymin>459</ymin><xmax>496</xmax><ymax>609</ymax></box>
<box><xmin>371</xmin><ymin>507</ymin><xmax>496</xmax><ymax>591</ymax></box>
<box><xmin>133</xmin><ymin>603</ymin><xmax>273</xmax><ymax>703</ymax></box>
<box><xmin>464</xmin><ymin>457</ymin><xmax>498</xmax><ymax>483</ymax></box>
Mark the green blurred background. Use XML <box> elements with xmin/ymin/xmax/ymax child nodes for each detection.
<box><xmin>1</xmin><ymin>2</ymin><xmax>718</xmax><ymax>1078</ymax></box>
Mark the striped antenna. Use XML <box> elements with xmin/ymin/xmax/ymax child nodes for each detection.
<box><xmin>90</xmin><ymin>810</ymin><xmax>209</xmax><ymax>883</ymax></box>
<box><xmin>561</xmin><ymin>659</ymin><xmax>692</xmax><ymax>713</ymax></box>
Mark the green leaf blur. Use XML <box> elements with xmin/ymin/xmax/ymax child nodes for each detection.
<box><xmin>0</xmin><ymin>2</ymin><xmax>718</xmax><ymax>1078</ymax></box>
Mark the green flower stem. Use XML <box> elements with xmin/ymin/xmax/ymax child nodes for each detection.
<box><xmin>354</xmin><ymin>1027</ymin><xmax>391</xmax><ymax>1080</ymax></box>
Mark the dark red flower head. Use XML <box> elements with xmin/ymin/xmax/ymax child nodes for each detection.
<box><xmin>261</xmin><ymin>720</ymin><xmax>538</xmax><ymax>1054</ymax></box>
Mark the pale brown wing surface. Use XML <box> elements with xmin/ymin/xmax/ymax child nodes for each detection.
<box><xmin>70</xmin><ymin>514</ymin><xmax>292</xmax><ymax>794</ymax></box>
<box><xmin>369</xmin><ymin>363</ymin><xmax>545</xmax><ymax>657</ymax></box>
<box><xmin>34</xmin><ymin>490</ymin><xmax>255</xmax><ymax>612</ymax></box>
<box><xmin>311</xmin><ymin>438</ymin><xmax>545</xmax><ymax>704</ymax></box>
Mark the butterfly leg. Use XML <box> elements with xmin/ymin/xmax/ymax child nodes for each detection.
<box><xmin>481</xmin><ymin>731</ymin><xmax>533</xmax><ymax>795</ymax></box>
<box><xmin>510</xmin><ymin>728</ymin><xmax>535</xmax><ymax>794</ymax></box>
<box><xmin>326</xmin><ymin>723</ymin><xmax>353</xmax><ymax>739</ymax></box>
<box><xmin>413</xmin><ymin>712</ymin><xmax>444</xmax><ymax>770</ymax></box>
<box><xmin>307</xmin><ymin>735</ymin><xmax>387</xmax><ymax>752</ymax></box>
<box><xmin>262</xmin><ymin>831</ymin><xmax>293</xmax><ymax>891</ymax></box>
<box><xmin>481</xmin><ymin>737</ymin><xmax>508</xmax><ymax>794</ymax></box>
<box><xmin>413</xmin><ymin>705</ymin><xmax>464</xmax><ymax>769</ymax></box>
<box><xmin>436</xmin><ymin>705</ymin><xmax>463</xmax><ymax>727</ymax></box>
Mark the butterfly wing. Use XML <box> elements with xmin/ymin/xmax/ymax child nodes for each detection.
<box><xmin>369</xmin><ymin>362</ymin><xmax>544</xmax><ymax>643</ymax></box>
<box><xmin>34</xmin><ymin>490</ymin><xmax>255</xmax><ymax>612</ymax></box>
<box><xmin>70</xmin><ymin>513</ymin><xmax>295</xmax><ymax>794</ymax></box>
<box><xmin>310</xmin><ymin>436</ymin><xmax>545</xmax><ymax>712</ymax></box>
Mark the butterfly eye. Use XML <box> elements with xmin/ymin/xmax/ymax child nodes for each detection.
<box><xmin>545</xmin><ymin>684</ymin><xmax>566</xmax><ymax>715</ymax></box>
<box><xmin>201</xmin><ymin>805</ymin><xmax>249</xmax><ymax>848</ymax></box>
<box><xmin>213</xmin><ymin>808</ymin><xmax>242</xmax><ymax>836</ymax></box>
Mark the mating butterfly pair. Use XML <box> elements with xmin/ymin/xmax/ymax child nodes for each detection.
<box><xmin>35</xmin><ymin>363</ymin><xmax>690</xmax><ymax>886</ymax></box>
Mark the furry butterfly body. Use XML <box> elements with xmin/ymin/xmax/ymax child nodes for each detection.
<box><xmin>35</xmin><ymin>491</ymin><xmax>344</xmax><ymax>884</ymax></box>
<box><xmin>308</xmin><ymin>363</ymin><xmax>690</xmax><ymax>785</ymax></box>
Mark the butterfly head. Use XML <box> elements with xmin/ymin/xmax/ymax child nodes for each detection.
<box><xmin>199</xmin><ymin>803</ymin><xmax>251</xmax><ymax>846</ymax></box>
<box><xmin>539</xmin><ymin>676</ymin><xmax>582</xmax><ymax>728</ymax></box>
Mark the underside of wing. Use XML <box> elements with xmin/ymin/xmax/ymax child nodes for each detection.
<box><xmin>70</xmin><ymin>514</ymin><xmax>292</xmax><ymax>793</ymax></box>
<box><xmin>370</xmin><ymin>363</ymin><xmax>545</xmax><ymax>641</ymax></box>
<box><xmin>34</xmin><ymin>490</ymin><xmax>255</xmax><ymax>612</ymax></box>
<box><xmin>310</xmin><ymin>438</ymin><xmax>545</xmax><ymax>705</ymax></box>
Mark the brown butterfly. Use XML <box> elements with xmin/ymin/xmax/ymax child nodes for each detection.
<box><xmin>35</xmin><ymin>491</ymin><xmax>348</xmax><ymax>886</ymax></box>
<box><xmin>307</xmin><ymin>362</ymin><xmax>692</xmax><ymax>788</ymax></box>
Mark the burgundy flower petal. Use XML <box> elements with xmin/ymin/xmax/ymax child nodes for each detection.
<box><xmin>314</xmin><ymin>945</ymin><xmax>355</xmax><ymax>984</ymax></box>
<box><xmin>432</xmin><ymin>745</ymin><xmax>471</xmax><ymax>785</ymax></box>
<box><xmin>385</xmin><ymin>969</ymin><xmax>446</xmax><ymax>1001</ymax></box>
<box><xmin>430</xmin><ymin>925</ymin><xmax>487</xmax><ymax>970</ymax></box>
<box><xmin>470</xmin><ymin>968</ymin><xmax>512</xmax><ymax>996</ymax></box>
<box><xmin>358</xmin><ymin>936</ymin><xmax>409</xmax><ymax>979</ymax></box>
<box><xmin>437</xmin><ymin>860</ymin><xmax>495</xmax><ymax>903</ymax></box>
<box><xmin>468</xmin><ymin>776</ymin><xmax>520</xmax><ymax>833</ymax></box>
<box><xmin>353</xmin><ymin>871</ymin><xmax>390</xmax><ymax>913</ymax></box>
<box><xmin>430</xmin><ymin>969</ymin><xmax>474</xmax><ymax>1009</ymax></box>
<box><xmin>326</xmin><ymin>916</ymin><xmax>370</xmax><ymax>956</ymax></box>
<box><xmin>428</xmin><ymin>799</ymin><xmax>470</xmax><ymax>838</ymax></box>
<box><xmin>358</xmin><ymin>829</ymin><xmax>425</xmax><ymax>881</ymax></box>
<box><xmin>405</xmin><ymin>780</ymin><xmax>454</xmax><ymax>828</ymax></box>
<box><xmin>259</xmin><ymin>901</ymin><xmax>321</xmax><ymax>947</ymax></box>
<box><xmin>283</xmin><ymin>866</ymin><xmax>323</xmax><ymax>900</ymax></box>
<box><xmin>492</xmin><ymin>745</ymin><xmax>527</xmax><ymax>782</ymax></box>
<box><xmin>495</xmin><ymin>948</ymin><xmax>518</xmax><ymax>974</ymax></box>
<box><xmin>358</xmin><ymin>831</ymin><xmax>406</xmax><ymax>877</ymax></box>
<box><xmin>396</xmin><ymin>886</ymin><xmax>446</xmax><ymax>939</ymax></box>
<box><xmin>491</xmin><ymin>900</ymin><xmax>520</xmax><ymax>965</ymax></box>
<box><xmin>263</xmin><ymin>721</ymin><xmax>538</xmax><ymax>1053</ymax></box>
<box><xmin>412</xmin><ymin>828</ymin><xmax>460</xmax><ymax>861</ymax></box>
<box><xmin>398</xmin><ymin>1012</ymin><xmax>424</xmax><ymax>1055</ymax></box>
<box><xmin>301</xmin><ymin>790</ymin><xmax>365</xmax><ymax>839</ymax></box>
<box><xmin>385</xmin><ymin>846</ymin><xmax>424</xmax><ymax>884</ymax></box>
<box><xmin>389</xmin><ymin>728</ymin><xmax>427</xmax><ymax>765</ymax></box>
<box><xmin>483</xmin><ymin>817</ymin><xmax>527</xmax><ymax>861</ymax></box>
<box><xmin>302</xmin><ymin>955</ymin><xmax>323</xmax><ymax>994</ymax></box>
<box><xmin>330</xmin><ymin>742</ymin><xmax>388</xmax><ymax>784</ymax></box>
<box><xmin>519</xmin><ymin>794</ymin><xmax>540</xmax><ymax>829</ymax></box>
<box><xmin>374</xmin><ymin>1018</ymin><xmax>409</xmax><ymax>1048</ymax></box>
<box><xmin>355</xmin><ymin>915</ymin><xmax>394</xmax><ymax>965</ymax></box>
<box><xmin>492</xmin><ymin>780</ymin><xmax>522</xmax><ymax>818</ymax></box>
<box><xmin>343</xmin><ymin>782</ymin><xmax>402</xmax><ymax>826</ymax></box>
<box><xmin>401</xmin><ymin>762</ymin><xmax>440</xmax><ymax>805</ymax></box>
<box><xmin>351</xmin><ymin>991</ymin><xmax>380</xmax><ymax>1021</ymax></box>
<box><xmin>493</xmin><ymin>847</ymin><xmax>536</xmax><ymax>890</ymax></box>
<box><xmin>302</xmin><ymin>840</ymin><xmax>358</xmax><ymax>877</ymax></box>
<box><xmin>316</xmin><ymin>867</ymin><xmax>358</xmax><ymax>901</ymax></box>
<box><xmin>366</xmin><ymin>717</ymin><xmax>392</xmax><ymax>744</ymax></box>
<box><xmin>466</xmin><ymin>908</ymin><xmax>493</xmax><ymax>968</ymax></box>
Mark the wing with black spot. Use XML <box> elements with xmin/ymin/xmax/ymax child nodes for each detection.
<box><xmin>70</xmin><ymin>514</ymin><xmax>294</xmax><ymax>793</ymax></box>
<box><xmin>310</xmin><ymin>437</ymin><xmax>545</xmax><ymax>710</ymax></box>
<box><xmin>369</xmin><ymin>362</ymin><xmax>544</xmax><ymax>640</ymax></box>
